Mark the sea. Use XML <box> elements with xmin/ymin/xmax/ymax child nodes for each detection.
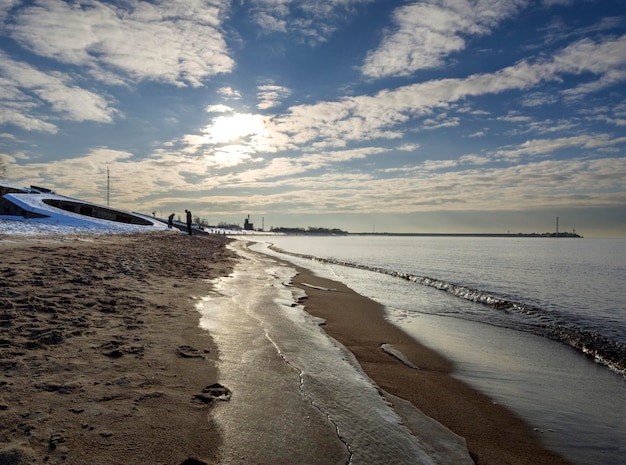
<box><xmin>245</xmin><ymin>235</ymin><xmax>625</xmax><ymax>465</ymax></box>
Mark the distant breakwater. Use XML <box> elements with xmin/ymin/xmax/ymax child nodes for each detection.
<box><xmin>348</xmin><ymin>232</ymin><xmax>583</xmax><ymax>238</ymax></box>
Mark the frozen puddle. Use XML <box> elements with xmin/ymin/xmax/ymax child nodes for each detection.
<box><xmin>198</xmin><ymin>241</ymin><xmax>473</xmax><ymax>465</ymax></box>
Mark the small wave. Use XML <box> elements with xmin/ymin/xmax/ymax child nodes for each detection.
<box><xmin>268</xmin><ymin>244</ymin><xmax>626</xmax><ymax>377</ymax></box>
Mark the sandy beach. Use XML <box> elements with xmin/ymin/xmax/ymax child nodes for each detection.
<box><xmin>0</xmin><ymin>232</ymin><xmax>234</xmax><ymax>464</ymax></box>
<box><xmin>0</xmin><ymin>232</ymin><xmax>572</xmax><ymax>464</ymax></box>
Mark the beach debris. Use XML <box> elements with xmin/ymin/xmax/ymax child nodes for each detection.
<box><xmin>301</xmin><ymin>282</ymin><xmax>336</xmax><ymax>291</ymax></box>
<box><xmin>194</xmin><ymin>383</ymin><xmax>231</xmax><ymax>404</ymax></box>
<box><xmin>380</xmin><ymin>344</ymin><xmax>420</xmax><ymax>370</ymax></box>
<box><xmin>175</xmin><ymin>345</ymin><xmax>205</xmax><ymax>359</ymax></box>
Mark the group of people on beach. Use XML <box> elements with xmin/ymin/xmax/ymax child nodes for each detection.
<box><xmin>167</xmin><ymin>210</ymin><xmax>193</xmax><ymax>235</ymax></box>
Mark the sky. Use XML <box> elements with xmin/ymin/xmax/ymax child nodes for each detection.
<box><xmin>1</xmin><ymin>0</ymin><xmax>625</xmax><ymax>237</ymax></box>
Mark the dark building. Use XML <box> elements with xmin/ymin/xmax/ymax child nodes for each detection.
<box><xmin>243</xmin><ymin>215</ymin><xmax>254</xmax><ymax>231</ymax></box>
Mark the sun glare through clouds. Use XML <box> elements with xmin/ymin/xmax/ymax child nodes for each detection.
<box><xmin>204</xmin><ymin>113</ymin><xmax>266</xmax><ymax>145</ymax></box>
<box><xmin>197</xmin><ymin>113</ymin><xmax>269</xmax><ymax>168</ymax></box>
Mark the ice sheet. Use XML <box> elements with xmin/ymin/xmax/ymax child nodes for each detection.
<box><xmin>197</xmin><ymin>241</ymin><xmax>473</xmax><ymax>465</ymax></box>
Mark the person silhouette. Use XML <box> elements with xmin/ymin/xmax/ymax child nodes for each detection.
<box><xmin>185</xmin><ymin>209</ymin><xmax>192</xmax><ymax>235</ymax></box>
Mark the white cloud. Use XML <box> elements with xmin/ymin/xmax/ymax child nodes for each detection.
<box><xmin>587</xmin><ymin>101</ymin><xmax>626</xmax><ymax>127</ymax></box>
<box><xmin>521</xmin><ymin>92</ymin><xmax>559</xmax><ymax>107</ymax></box>
<box><xmin>0</xmin><ymin>109</ymin><xmax>58</xmax><ymax>133</ymax></box>
<box><xmin>524</xmin><ymin>119</ymin><xmax>578</xmax><ymax>135</ymax></box>
<box><xmin>493</xmin><ymin>134</ymin><xmax>626</xmax><ymax>161</ymax></box>
<box><xmin>8</xmin><ymin>0</ymin><xmax>234</xmax><ymax>87</ymax></box>
<box><xmin>249</xmin><ymin>0</ymin><xmax>373</xmax><ymax>44</ymax></box>
<box><xmin>8</xmin><ymin>148</ymin><xmax>133</xmax><ymax>201</ymax></box>
<box><xmin>498</xmin><ymin>114</ymin><xmax>533</xmax><ymax>123</ymax></box>
<box><xmin>459</xmin><ymin>154</ymin><xmax>490</xmax><ymax>164</ymax></box>
<box><xmin>397</xmin><ymin>143</ymin><xmax>420</xmax><ymax>152</ymax></box>
<box><xmin>423</xmin><ymin>116</ymin><xmax>460</xmax><ymax>130</ymax></box>
<box><xmin>218</xmin><ymin>86</ymin><xmax>242</xmax><ymax>99</ymax></box>
<box><xmin>253</xmin><ymin>11</ymin><xmax>288</xmax><ymax>33</ymax></box>
<box><xmin>563</xmin><ymin>69</ymin><xmax>626</xmax><ymax>99</ymax></box>
<box><xmin>553</xmin><ymin>35</ymin><xmax>626</xmax><ymax>81</ymax></box>
<box><xmin>205</xmin><ymin>145</ymin><xmax>260</xmax><ymax>168</ymax></box>
<box><xmin>0</xmin><ymin>51</ymin><xmax>117</xmax><ymax>130</ymax></box>
<box><xmin>206</xmin><ymin>104</ymin><xmax>234</xmax><ymax>113</ymax></box>
<box><xmin>215</xmin><ymin>146</ymin><xmax>387</xmax><ymax>185</ymax></box>
<box><xmin>212</xmin><ymin>155</ymin><xmax>626</xmax><ymax>215</ymax></box>
<box><xmin>9</xmin><ymin>139</ymin><xmax>625</xmax><ymax>221</ymax></box>
<box><xmin>421</xmin><ymin>159</ymin><xmax>458</xmax><ymax>171</ymax></box>
<box><xmin>268</xmin><ymin>34</ymin><xmax>626</xmax><ymax>149</ymax></box>
<box><xmin>361</xmin><ymin>0</ymin><xmax>529</xmax><ymax>79</ymax></box>
<box><xmin>257</xmin><ymin>84</ymin><xmax>291</xmax><ymax>110</ymax></box>
<box><xmin>7</xmin><ymin>146</ymin><xmax>222</xmax><ymax>208</ymax></box>
<box><xmin>0</xmin><ymin>0</ymin><xmax>17</xmax><ymax>21</ymax></box>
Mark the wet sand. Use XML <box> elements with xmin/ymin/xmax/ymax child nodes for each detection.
<box><xmin>0</xmin><ymin>232</ymin><xmax>572</xmax><ymax>464</ymax></box>
<box><xmin>290</xmin><ymin>266</ymin><xmax>573</xmax><ymax>465</ymax></box>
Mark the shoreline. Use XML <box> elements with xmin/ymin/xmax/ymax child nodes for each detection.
<box><xmin>289</xmin><ymin>264</ymin><xmax>573</xmax><ymax>465</ymax></box>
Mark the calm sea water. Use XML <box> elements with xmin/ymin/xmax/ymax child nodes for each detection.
<box><xmin>259</xmin><ymin>235</ymin><xmax>626</xmax><ymax>374</ymax></box>
<box><xmin>247</xmin><ymin>235</ymin><xmax>626</xmax><ymax>465</ymax></box>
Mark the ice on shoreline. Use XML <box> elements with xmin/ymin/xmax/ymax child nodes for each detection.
<box><xmin>197</xmin><ymin>240</ymin><xmax>473</xmax><ymax>465</ymax></box>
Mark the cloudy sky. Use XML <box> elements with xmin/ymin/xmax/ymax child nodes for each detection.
<box><xmin>1</xmin><ymin>0</ymin><xmax>625</xmax><ymax>236</ymax></box>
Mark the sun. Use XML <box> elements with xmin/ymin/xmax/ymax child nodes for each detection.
<box><xmin>204</xmin><ymin>113</ymin><xmax>266</xmax><ymax>145</ymax></box>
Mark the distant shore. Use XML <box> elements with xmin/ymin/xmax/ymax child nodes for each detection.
<box><xmin>242</xmin><ymin>230</ymin><xmax>583</xmax><ymax>238</ymax></box>
<box><xmin>349</xmin><ymin>232</ymin><xmax>583</xmax><ymax>238</ymax></box>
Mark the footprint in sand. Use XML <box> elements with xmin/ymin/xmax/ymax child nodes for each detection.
<box><xmin>193</xmin><ymin>383</ymin><xmax>231</xmax><ymax>404</ymax></box>
<box><xmin>175</xmin><ymin>345</ymin><xmax>206</xmax><ymax>359</ymax></box>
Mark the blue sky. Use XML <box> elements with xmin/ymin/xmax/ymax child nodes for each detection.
<box><xmin>1</xmin><ymin>0</ymin><xmax>625</xmax><ymax>236</ymax></box>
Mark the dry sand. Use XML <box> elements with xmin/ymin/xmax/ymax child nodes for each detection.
<box><xmin>0</xmin><ymin>232</ymin><xmax>234</xmax><ymax>465</ymax></box>
<box><xmin>0</xmin><ymin>232</ymin><xmax>572</xmax><ymax>465</ymax></box>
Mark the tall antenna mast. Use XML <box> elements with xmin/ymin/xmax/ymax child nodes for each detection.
<box><xmin>107</xmin><ymin>165</ymin><xmax>110</xmax><ymax>207</ymax></box>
